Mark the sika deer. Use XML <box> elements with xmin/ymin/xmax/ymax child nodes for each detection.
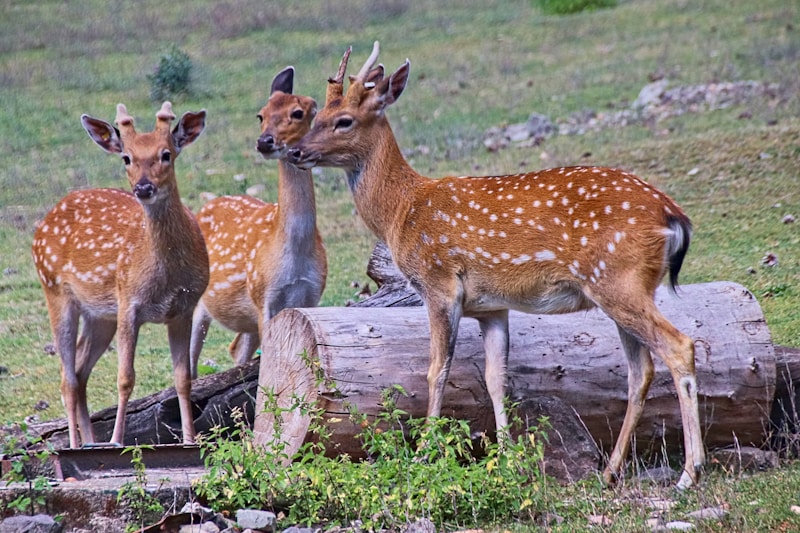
<box><xmin>288</xmin><ymin>42</ymin><xmax>704</xmax><ymax>488</ymax></box>
<box><xmin>189</xmin><ymin>66</ymin><xmax>326</xmax><ymax>377</ymax></box>
<box><xmin>32</xmin><ymin>102</ymin><xmax>208</xmax><ymax>448</ymax></box>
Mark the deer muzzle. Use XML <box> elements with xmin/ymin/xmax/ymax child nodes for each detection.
<box><xmin>133</xmin><ymin>178</ymin><xmax>157</xmax><ymax>204</ymax></box>
<box><xmin>287</xmin><ymin>147</ymin><xmax>317</xmax><ymax>169</ymax></box>
<box><xmin>256</xmin><ymin>134</ymin><xmax>282</xmax><ymax>159</ymax></box>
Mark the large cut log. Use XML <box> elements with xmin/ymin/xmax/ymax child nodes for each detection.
<box><xmin>254</xmin><ymin>281</ymin><xmax>776</xmax><ymax>460</ymax></box>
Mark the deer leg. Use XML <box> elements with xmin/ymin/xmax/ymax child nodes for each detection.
<box><xmin>229</xmin><ymin>332</ymin><xmax>260</xmax><ymax>366</ymax></box>
<box><xmin>168</xmin><ymin>314</ymin><xmax>197</xmax><ymax>444</ymax></box>
<box><xmin>49</xmin><ymin>299</ymin><xmax>81</xmax><ymax>448</ymax></box>
<box><xmin>74</xmin><ymin>317</ymin><xmax>117</xmax><ymax>445</ymax></box>
<box><xmin>597</xmin><ymin>290</ymin><xmax>704</xmax><ymax>488</ymax></box>
<box><xmin>425</xmin><ymin>300</ymin><xmax>462</xmax><ymax>418</ymax></box>
<box><xmin>110</xmin><ymin>313</ymin><xmax>140</xmax><ymax>446</ymax></box>
<box><xmin>189</xmin><ymin>302</ymin><xmax>212</xmax><ymax>379</ymax></box>
<box><xmin>603</xmin><ymin>325</ymin><xmax>655</xmax><ymax>485</ymax></box>
<box><xmin>477</xmin><ymin>310</ymin><xmax>510</xmax><ymax>438</ymax></box>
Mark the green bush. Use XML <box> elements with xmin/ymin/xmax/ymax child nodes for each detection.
<box><xmin>194</xmin><ymin>385</ymin><xmax>550</xmax><ymax>530</ymax></box>
<box><xmin>534</xmin><ymin>0</ymin><xmax>617</xmax><ymax>15</ymax></box>
<box><xmin>147</xmin><ymin>44</ymin><xmax>193</xmax><ymax>102</ymax></box>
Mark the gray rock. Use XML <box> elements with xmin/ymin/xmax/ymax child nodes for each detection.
<box><xmin>0</xmin><ymin>515</ymin><xmax>63</xmax><ymax>533</ymax></box>
<box><xmin>236</xmin><ymin>510</ymin><xmax>276</xmax><ymax>531</ymax></box>
<box><xmin>633</xmin><ymin>79</ymin><xmax>669</xmax><ymax>109</ymax></box>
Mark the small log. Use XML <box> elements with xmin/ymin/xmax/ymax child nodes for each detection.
<box><xmin>254</xmin><ymin>281</ymin><xmax>776</xmax><ymax>460</ymax></box>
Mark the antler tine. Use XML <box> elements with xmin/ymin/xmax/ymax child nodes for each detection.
<box><xmin>326</xmin><ymin>46</ymin><xmax>352</xmax><ymax>104</ymax></box>
<box><xmin>115</xmin><ymin>103</ymin><xmax>136</xmax><ymax>136</ymax></box>
<box><xmin>353</xmin><ymin>41</ymin><xmax>380</xmax><ymax>83</ymax></box>
<box><xmin>155</xmin><ymin>101</ymin><xmax>176</xmax><ymax>133</ymax></box>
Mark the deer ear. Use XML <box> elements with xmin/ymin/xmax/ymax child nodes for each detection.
<box><xmin>81</xmin><ymin>115</ymin><xmax>123</xmax><ymax>154</ymax></box>
<box><xmin>379</xmin><ymin>60</ymin><xmax>409</xmax><ymax>107</ymax></box>
<box><xmin>366</xmin><ymin>60</ymin><xmax>409</xmax><ymax>115</ymax></box>
<box><xmin>271</xmin><ymin>66</ymin><xmax>294</xmax><ymax>95</ymax></box>
<box><xmin>172</xmin><ymin>110</ymin><xmax>206</xmax><ymax>153</ymax></box>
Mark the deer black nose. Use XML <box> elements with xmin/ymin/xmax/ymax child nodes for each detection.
<box><xmin>133</xmin><ymin>179</ymin><xmax>156</xmax><ymax>200</ymax></box>
<box><xmin>287</xmin><ymin>147</ymin><xmax>302</xmax><ymax>163</ymax></box>
<box><xmin>257</xmin><ymin>135</ymin><xmax>275</xmax><ymax>154</ymax></box>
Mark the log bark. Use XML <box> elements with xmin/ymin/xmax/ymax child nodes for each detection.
<box><xmin>254</xmin><ymin>281</ymin><xmax>776</xmax><ymax>460</ymax></box>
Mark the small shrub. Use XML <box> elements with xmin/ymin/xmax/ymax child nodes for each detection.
<box><xmin>194</xmin><ymin>384</ymin><xmax>550</xmax><ymax>530</ymax></box>
<box><xmin>147</xmin><ymin>44</ymin><xmax>193</xmax><ymax>102</ymax></box>
<box><xmin>534</xmin><ymin>0</ymin><xmax>617</xmax><ymax>15</ymax></box>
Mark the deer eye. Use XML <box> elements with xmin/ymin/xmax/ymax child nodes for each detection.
<box><xmin>121</xmin><ymin>154</ymin><xmax>131</xmax><ymax>166</ymax></box>
<box><xmin>257</xmin><ymin>114</ymin><xmax>264</xmax><ymax>124</ymax></box>
<box><xmin>161</xmin><ymin>150</ymin><xmax>171</xmax><ymax>163</ymax></box>
<box><xmin>334</xmin><ymin>116</ymin><xmax>354</xmax><ymax>131</ymax></box>
<box><xmin>291</xmin><ymin>109</ymin><xmax>304</xmax><ymax>120</ymax></box>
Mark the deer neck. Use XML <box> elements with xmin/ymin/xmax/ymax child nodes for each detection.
<box><xmin>276</xmin><ymin>159</ymin><xmax>318</xmax><ymax>250</ymax></box>
<box><xmin>346</xmin><ymin>119</ymin><xmax>424</xmax><ymax>245</ymax></box>
<box><xmin>139</xmin><ymin>185</ymin><xmax>200</xmax><ymax>262</ymax></box>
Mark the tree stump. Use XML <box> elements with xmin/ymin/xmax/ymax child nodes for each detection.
<box><xmin>254</xmin><ymin>281</ymin><xmax>776</xmax><ymax>460</ymax></box>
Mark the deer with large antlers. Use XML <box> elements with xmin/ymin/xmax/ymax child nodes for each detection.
<box><xmin>189</xmin><ymin>67</ymin><xmax>326</xmax><ymax>377</ymax></box>
<box><xmin>32</xmin><ymin>102</ymin><xmax>208</xmax><ymax>448</ymax></box>
<box><xmin>289</xmin><ymin>42</ymin><xmax>704</xmax><ymax>488</ymax></box>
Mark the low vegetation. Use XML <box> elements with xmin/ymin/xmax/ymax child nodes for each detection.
<box><xmin>1</xmin><ymin>0</ymin><xmax>799</xmax><ymax>530</ymax></box>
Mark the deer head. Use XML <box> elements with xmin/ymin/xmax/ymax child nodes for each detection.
<box><xmin>81</xmin><ymin>102</ymin><xmax>206</xmax><ymax>205</ymax></box>
<box><xmin>255</xmin><ymin>67</ymin><xmax>317</xmax><ymax>159</ymax></box>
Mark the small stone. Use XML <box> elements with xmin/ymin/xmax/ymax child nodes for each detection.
<box><xmin>233</xmin><ymin>173</ymin><xmax>246</xmax><ymax>182</ymax></box>
<box><xmin>246</xmin><ymin>184</ymin><xmax>266</xmax><ymax>196</ymax></box>
<box><xmin>662</xmin><ymin>520</ymin><xmax>694</xmax><ymax>531</ymax></box>
<box><xmin>403</xmin><ymin>518</ymin><xmax>437</xmax><ymax>533</ymax></box>
<box><xmin>639</xmin><ymin>465</ymin><xmax>679</xmax><ymax>485</ymax></box>
<box><xmin>687</xmin><ymin>167</ymin><xmax>700</xmax><ymax>176</ymax></box>
<box><xmin>235</xmin><ymin>510</ymin><xmax>276</xmax><ymax>532</ymax></box>
<box><xmin>0</xmin><ymin>514</ymin><xmax>63</xmax><ymax>533</ymax></box>
<box><xmin>761</xmin><ymin>252</ymin><xmax>778</xmax><ymax>267</ymax></box>
<box><xmin>686</xmin><ymin>506</ymin><xmax>728</xmax><ymax>521</ymax></box>
<box><xmin>199</xmin><ymin>191</ymin><xmax>218</xmax><ymax>202</ymax></box>
<box><xmin>782</xmin><ymin>214</ymin><xmax>795</xmax><ymax>224</ymax></box>
<box><xmin>790</xmin><ymin>505</ymin><xmax>800</xmax><ymax>515</ymax></box>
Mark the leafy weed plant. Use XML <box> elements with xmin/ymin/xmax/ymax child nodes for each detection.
<box><xmin>117</xmin><ymin>445</ymin><xmax>166</xmax><ymax>532</ymax></box>
<box><xmin>0</xmin><ymin>423</ymin><xmax>54</xmax><ymax>515</ymax></box>
<box><xmin>195</xmin><ymin>385</ymin><xmax>549</xmax><ymax>530</ymax></box>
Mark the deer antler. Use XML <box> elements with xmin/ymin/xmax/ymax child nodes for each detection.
<box><xmin>115</xmin><ymin>104</ymin><xmax>136</xmax><ymax>138</ymax></box>
<box><xmin>155</xmin><ymin>101</ymin><xmax>176</xmax><ymax>133</ymax></box>
<box><xmin>351</xmin><ymin>40</ymin><xmax>380</xmax><ymax>84</ymax></box>
<box><xmin>326</xmin><ymin>46</ymin><xmax>352</xmax><ymax>105</ymax></box>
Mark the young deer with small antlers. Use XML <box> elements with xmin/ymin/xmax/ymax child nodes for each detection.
<box><xmin>289</xmin><ymin>42</ymin><xmax>704</xmax><ymax>488</ymax></box>
<box><xmin>189</xmin><ymin>67</ymin><xmax>326</xmax><ymax>377</ymax></box>
<box><xmin>32</xmin><ymin>102</ymin><xmax>208</xmax><ymax>448</ymax></box>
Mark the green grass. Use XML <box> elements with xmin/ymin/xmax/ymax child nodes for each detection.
<box><xmin>1</xmin><ymin>0</ymin><xmax>799</xmax><ymax>528</ymax></box>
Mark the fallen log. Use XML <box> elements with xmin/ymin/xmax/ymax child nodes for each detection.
<box><xmin>254</xmin><ymin>281</ymin><xmax>776</xmax><ymax>460</ymax></box>
<box><xmin>15</xmin><ymin>360</ymin><xmax>259</xmax><ymax>450</ymax></box>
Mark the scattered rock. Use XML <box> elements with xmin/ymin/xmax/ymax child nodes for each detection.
<box><xmin>639</xmin><ymin>465</ymin><xmax>679</xmax><ymax>485</ymax></box>
<box><xmin>33</xmin><ymin>400</ymin><xmax>49</xmax><ymax>411</ymax></box>
<box><xmin>403</xmin><ymin>518</ymin><xmax>437</xmax><ymax>533</ymax></box>
<box><xmin>709</xmin><ymin>446</ymin><xmax>779</xmax><ymax>473</ymax></box>
<box><xmin>782</xmin><ymin>214</ymin><xmax>796</xmax><ymax>224</ymax></box>
<box><xmin>236</xmin><ymin>510</ymin><xmax>276</xmax><ymax>532</ymax></box>
<box><xmin>761</xmin><ymin>252</ymin><xmax>778</xmax><ymax>267</ymax></box>
<box><xmin>0</xmin><ymin>514</ymin><xmax>63</xmax><ymax>533</ymax></box>
<box><xmin>686</xmin><ymin>506</ymin><xmax>728</xmax><ymax>521</ymax></box>
<box><xmin>42</xmin><ymin>343</ymin><xmax>56</xmax><ymax>356</ymax></box>
<box><xmin>246</xmin><ymin>184</ymin><xmax>266</xmax><ymax>196</ymax></box>
<box><xmin>658</xmin><ymin>521</ymin><xmax>695</xmax><ymax>531</ymax></box>
<box><xmin>199</xmin><ymin>191</ymin><xmax>218</xmax><ymax>203</ymax></box>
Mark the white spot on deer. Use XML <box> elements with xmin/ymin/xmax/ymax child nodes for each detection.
<box><xmin>533</xmin><ymin>200</ymin><xmax>541</xmax><ymax>208</ymax></box>
<box><xmin>599</xmin><ymin>260</ymin><xmax>607</xmax><ymax>270</ymax></box>
<box><xmin>607</xmin><ymin>242</ymin><xmax>616</xmax><ymax>253</ymax></box>
<box><xmin>515</xmin><ymin>207</ymin><xmax>523</xmax><ymax>214</ymax></box>
<box><xmin>580</xmin><ymin>236</ymin><xmax>588</xmax><ymax>246</ymax></box>
<box><xmin>498</xmin><ymin>231</ymin><xmax>507</xmax><ymax>238</ymax></box>
<box><xmin>489</xmin><ymin>214</ymin><xmax>498</xmax><ymax>222</ymax></box>
<box><xmin>512</xmin><ymin>254</ymin><xmax>532</xmax><ymax>265</ymax></box>
<box><xmin>593</xmin><ymin>221</ymin><xmax>600</xmax><ymax>231</ymax></box>
<box><xmin>439</xmin><ymin>235</ymin><xmax>449</xmax><ymax>244</ymax></box>
<box><xmin>614</xmin><ymin>231</ymin><xmax>625</xmax><ymax>243</ymax></box>
<box><xmin>622</xmin><ymin>201</ymin><xmax>631</xmax><ymax>210</ymax></box>
<box><xmin>546</xmin><ymin>200</ymin><xmax>554</xmax><ymax>208</ymax></box>
<box><xmin>562</xmin><ymin>233</ymin><xmax>569</xmax><ymax>241</ymax></box>
<box><xmin>421</xmin><ymin>233</ymin><xmax>433</xmax><ymax>245</ymax></box>
<box><xmin>604</xmin><ymin>205</ymin><xmax>612</xmax><ymax>215</ymax></box>
<box><xmin>500</xmin><ymin>252</ymin><xmax>511</xmax><ymax>260</ymax></box>
<box><xmin>628</xmin><ymin>217</ymin><xmax>637</xmax><ymax>225</ymax></box>
<box><xmin>535</xmin><ymin>250</ymin><xmax>556</xmax><ymax>262</ymax></box>
<box><xmin>513</xmin><ymin>218</ymin><xmax>522</xmax><ymax>225</ymax></box>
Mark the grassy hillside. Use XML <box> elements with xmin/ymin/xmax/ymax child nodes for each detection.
<box><xmin>0</xmin><ymin>0</ymin><xmax>798</xmax><ymax>450</ymax></box>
